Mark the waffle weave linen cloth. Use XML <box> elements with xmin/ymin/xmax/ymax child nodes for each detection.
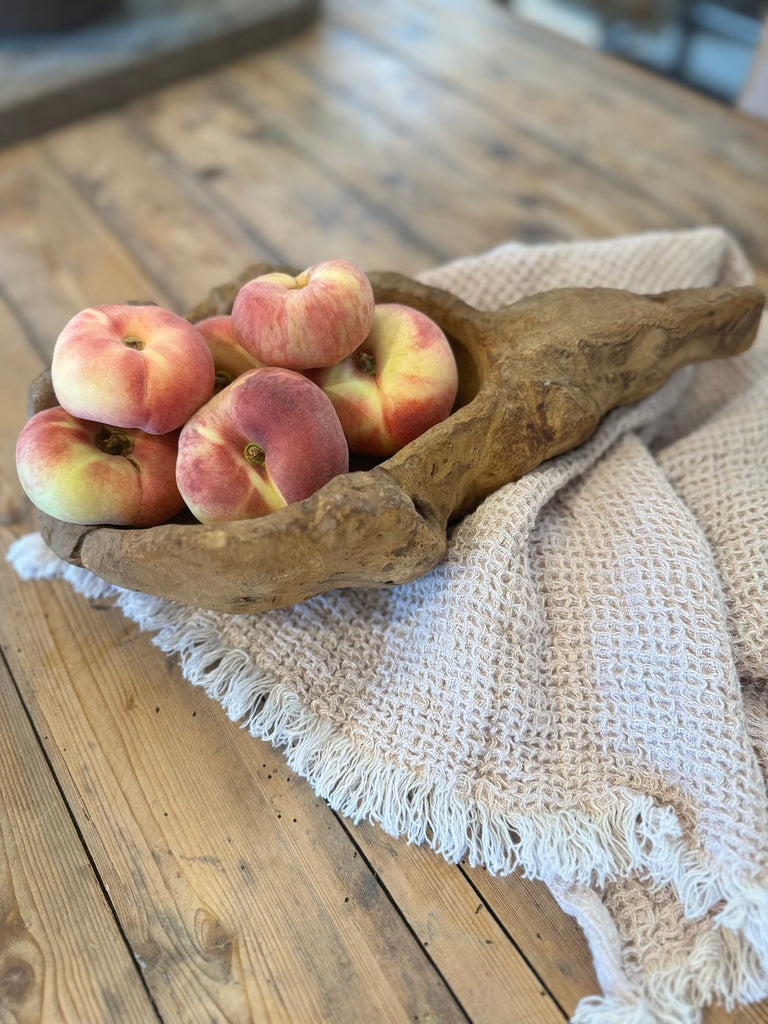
<box><xmin>10</xmin><ymin>226</ymin><xmax>768</xmax><ymax>1024</ymax></box>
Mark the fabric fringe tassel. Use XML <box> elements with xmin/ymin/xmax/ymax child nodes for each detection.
<box><xmin>8</xmin><ymin>532</ymin><xmax>768</xmax><ymax>1024</ymax></box>
<box><xmin>572</xmin><ymin>993</ymin><xmax>657</xmax><ymax>1024</ymax></box>
<box><xmin>574</xmin><ymin>918</ymin><xmax>768</xmax><ymax>1024</ymax></box>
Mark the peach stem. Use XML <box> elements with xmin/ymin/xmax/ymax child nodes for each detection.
<box><xmin>355</xmin><ymin>351</ymin><xmax>376</xmax><ymax>376</ymax></box>
<box><xmin>243</xmin><ymin>442</ymin><xmax>266</xmax><ymax>466</ymax></box>
<box><xmin>95</xmin><ymin>426</ymin><xmax>140</xmax><ymax>472</ymax></box>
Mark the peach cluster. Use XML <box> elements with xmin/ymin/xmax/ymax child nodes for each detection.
<box><xmin>16</xmin><ymin>259</ymin><xmax>458</xmax><ymax>528</ymax></box>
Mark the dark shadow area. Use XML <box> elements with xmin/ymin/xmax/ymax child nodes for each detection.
<box><xmin>0</xmin><ymin>0</ymin><xmax>319</xmax><ymax>147</ymax></box>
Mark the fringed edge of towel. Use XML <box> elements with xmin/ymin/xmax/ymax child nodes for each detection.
<box><xmin>8</xmin><ymin>531</ymin><xmax>768</xmax><ymax>1024</ymax></box>
<box><xmin>570</xmin><ymin>903</ymin><xmax>768</xmax><ymax>1024</ymax></box>
<box><xmin>556</xmin><ymin>871</ymin><xmax>768</xmax><ymax>1024</ymax></box>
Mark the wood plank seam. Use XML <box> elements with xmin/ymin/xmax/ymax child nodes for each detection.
<box><xmin>329</xmin><ymin>0</ymin><xmax>768</xmax><ymax>279</ymax></box>
<box><xmin>321</xmin><ymin>13</ymin><xmax>691</xmax><ymax>227</ymax></box>
<box><xmin>0</xmin><ymin>274</ymin><xmax>54</xmax><ymax>367</ymax></box>
<box><xmin>122</xmin><ymin>111</ymin><xmax>290</xmax><ymax>268</ymax></box>
<box><xmin>323</xmin><ymin>0</ymin><xmax>768</xmax><ymax>278</ymax></box>
<box><xmin>0</xmin><ymin>645</ymin><xmax>166</xmax><ymax>1023</ymax></box>
<box><xmin>331</xmin><ymin>810</ymin><xmax>475</xmax><ymax>1024</ymax></box>
<box><xmin>456</xmin><ymin>861</ymin><xmax>572</xmax><ymax>1022</ymax></box>
<box><xmin>213</xmin><ymin>76</ymin><xmax>451</xmax><ymax>266</ymax></box>
<box><xmin>0</xmin><ymin>565</ymin><xmax>471</xmax><ymax>1023</ymax></box>
<box><xmin>130</xmin><ymin>77</ymin><xmax>449</xmax><ymax>271</ymax></box>
<box><xmin>39</xmin><ymin>144</ymin><xmax>192</xmax><ymax>314</ymax></box>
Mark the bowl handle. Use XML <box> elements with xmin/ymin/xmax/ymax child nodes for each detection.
<box><xmin>382</xmin><ymin>284</ymin><xmax>765</xmax><ymax>528</ymax></box>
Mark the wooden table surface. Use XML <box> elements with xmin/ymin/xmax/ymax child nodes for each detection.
<box><xmin>1</xmin><ymin>2</ymin><xmax>767</xmax><ymax>1021</ymax></box>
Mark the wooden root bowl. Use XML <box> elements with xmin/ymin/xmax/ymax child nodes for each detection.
<box><xmin>30</xmin><ymin>265</ymin><xmax>764</xmax><ymax>614</ymax></box>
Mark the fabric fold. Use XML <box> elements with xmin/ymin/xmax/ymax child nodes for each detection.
<box><xmin>10</xmin><ymin>226</ymin><xmax>768</xmax><ymax>1024</ymax></box>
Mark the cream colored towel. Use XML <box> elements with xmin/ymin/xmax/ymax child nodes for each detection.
<box><xmin>11</xmin><ymin>227</ymin><xmax>768</xmax><ymax>1024</ymax></box>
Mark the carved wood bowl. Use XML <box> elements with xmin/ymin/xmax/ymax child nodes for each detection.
<box><xmin>29</xmin><ymin>264</ymin><xmax>764</xmax><ymax>614</ymax></box>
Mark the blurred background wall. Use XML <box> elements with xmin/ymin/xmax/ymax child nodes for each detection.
<box><xmin>505</xmin><ymin>0</ymin><xmax>767</xmax><ymax>105</ymax></box>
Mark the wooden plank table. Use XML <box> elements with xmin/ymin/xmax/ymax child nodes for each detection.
<box><xmin>1</xmin><ymin>1</ymin><xmax>767</xmax><ymax>1021</ymax></box>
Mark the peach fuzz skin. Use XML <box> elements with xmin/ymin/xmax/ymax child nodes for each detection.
<box><xmin>51</xmin><ymin>304</ymin><xmax>215</xmax><ymax>435</ymax></box>
<box><xmin>231</xmin><ymin>259</ymin><xmax>375</xmax><ymax>372</ymax></box>
<box><xmin>306</xmin><ymin>303</ymin><xmax>458</xmax><ymax>457</ymax></box>
<box><xmin>176</xmin><ymin>367</ymin><xmax>349</xmax><ymax>524</ymax></box>
<box><xmin>193</xmin><ymin>314</ymin><xmax>262</xmax><ymax>393</ymax></box>
<box><xmin>16</xmin><ymin>406</ymin><xmax>185</xmax><ymax>527</ymax></box>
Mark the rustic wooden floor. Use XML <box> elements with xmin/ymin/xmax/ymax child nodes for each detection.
<box><xmin>1</xmin><ymin>1</ymin><xmax>767</xmax><ymax>1021</ymax></box>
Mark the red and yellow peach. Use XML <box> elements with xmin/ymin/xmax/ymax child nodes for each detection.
<box><xmin>231</xmin><ymin>259</ymin><xmax>375</xmax><ymax>371</ymax></box>
<box><xmin>307</xmin><ymin>302</ymin><xmax>458</xmax><ymax>456</ymax></box>
<box><xmin>51</xmin><ymin>304</ymin><xmax>215</xmax><ymax>434</ymax></box>
<box><xmin>193</xmin><ymin>314</ymin><xmax>263</xmax><ymax>393</ymax></box>
<box><xmin>16</xmin><ymin>406</ymin><xmax>185</xmax><ymax>526</ymax></box>
<box><xmin>176</xmin><ymin>366</ymin><xmax>349</xmax><ymax>524</ymax></box>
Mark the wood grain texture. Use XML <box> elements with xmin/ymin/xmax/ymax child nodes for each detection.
<box><xmin>218</xmin><ymin>51</ymin><xmax>568</xmax><ymax>256</ymax></box>
<box><xmin>0</xmin><ymin>299</ymin><xmax>41</xmax><ymax>529</ymax></box>
<box><xmin>332</xmin><ymin>0</ymin><xmax>768</xmax><ymax>289</ymax></box>
<box><xmin>0</xmin><ymin>647</ymin><xmax>159</xmax><ymax>1024</ymax></box>
<box><xmin>42</xmin><ymin>116</ymin><xmax>268</xmax><ymax>312</ymax></box>
<box><xmin>130</xmin><ymin>76</ymin><xmax>441</xmax><ymax>274</ymax></box>
<box><xmin>1</xmin><ymin>0</ymin><xmax>768</xmax><ymax>1021</ymax></box>
<box><xmin>0</xmin><ymin>145</ymin><xmax>165</xmax><ymax>356</ymax></box>
<box><xmin>464</xmin><ymin>868</ymin><xmax>602</xmax><ymax>1017</ymax></box>
<box><xmin>0</xmin><ymin>543</ymin><xmax>469</xmax><ymax>1024</ymax></box>
<box><xmin>349</xmin><ymin>820</ymin><xmax>578</xmax><ymax>1024</ymax></box>
<box><xmin>226</xmin><ymin>22</ymin><xmax>679</xmax><ymax>245</ymax></box>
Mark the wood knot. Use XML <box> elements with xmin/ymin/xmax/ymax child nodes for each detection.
<box><xmin>0</xmin><ymin>958</ymin><xmax>34</xmax><ymax>1002</ymax></box>
<box><xmin>193</xmin><ymin>908</ymin><xmax>234</xmax><ymax>979</ymax></box>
